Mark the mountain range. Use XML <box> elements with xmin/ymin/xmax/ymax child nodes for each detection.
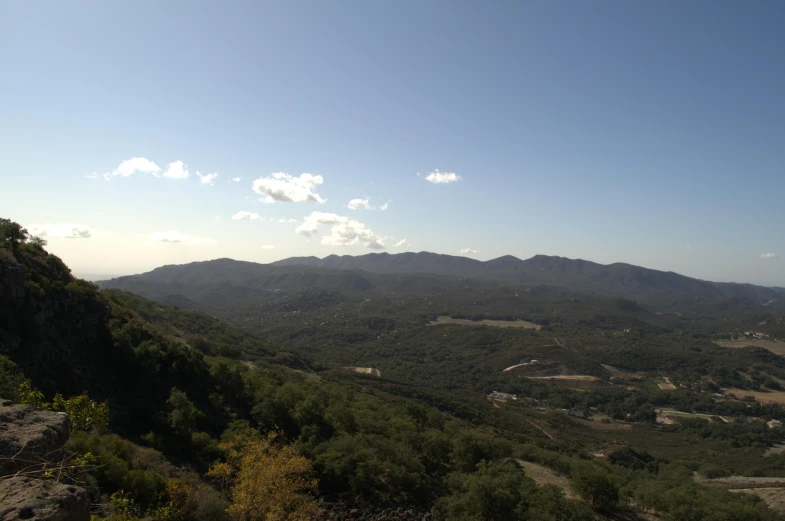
<box><xmin>100</xmin><ymin>252</ymin><xmax>785</xmax><ymax>311</ymax></box>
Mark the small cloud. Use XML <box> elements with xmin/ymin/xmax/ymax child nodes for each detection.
<box><xmin>687</xmin><ymin>244</ymin><xmax>693</xmax><ymax>251</ymax></box>
<box><xmin>149</xmin><ymin>230</ymin><xmax>215</xmax><ymax>244</ymax></box>
<box><xmin>261</xmin><ymin>244</ymin><xmax>276</xmax><ymax>249</ymax></box>
<box><xmin>296</xmin><ymin>211</ymin><xmax>385</xmax><ymax>249</ymax></box>
<box><xmin>101</xmin><ymin>157</ymin><xmax>161</xmax><ymax>180</ymax></box>
<box><xmin>85</xmin><ymin>173</ymin><xmax>98</xmax><ymax>180</ymax></box>
<box><xmin>230</xmin><ymin>177</ymin><xmax>241</xmax><ymax>183</ymax></box>
<box><xmin>197</xmin><ymin>172</ymin><xmax>218</xmax><ymax>186</ymax></box>
<box><xmin>278</xmin><ymin>218</ymin><xmax>298</xmax><ymax>223</ymax></box>
<box><xmin>252</xmin><ymin>172</ymin><xmax>325</xmax><ymax>203</ymax></box>
<box><xmin>460</xmin><ymin>248</ymin><xmax>479</xmax><ymax>254</ymax></box>
<box><xmin>160</xmin><ymin>160</ymin><xmax>189</xmax><ymax>179</ymax></box>
<box><xmin>425</xmin><ymin>170</ymin><xmax>461</xmax><ymax>184</ymax></box>
<box><xmin>347</xmin><ymin>198</ymin><xmax>374</xmax><ymax>210</ymax></box>
<box><xmin>29</xmin><ymin>223</ymin><xmax>96</xmax><ymax>239</ymax></box>
<box><xmin>379</xmin><ymin>202</ymin><xmax>389</xmax><ymax>211</ymax></box>
<box><xmin>215</xmin><ymin>216</ymin><xmax>221</xmax><ymax>220</ymax></box>
<box><xmin>232</xmin><ymin>211</ymin><xmax>261</xmax><ymax>221</ymax></box>
<box><xmin>394</xmin><ymin>239</ymin><xmax>409</xmax><ymax>247</ymax></box>
<box><xmin>761</xmin><ymin>253</ymin><xmax>778</xmax><ymax>259</ymax></box>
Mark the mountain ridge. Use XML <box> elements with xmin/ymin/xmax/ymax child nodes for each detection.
<box><xmin>97</xmin><ymin>252</ymin><xmax>785</xmax><ymax>311</ymax></box>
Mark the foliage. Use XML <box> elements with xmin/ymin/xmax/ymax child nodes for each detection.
<box><xmin>209</xmin><ymin>433</ymin><xmax>321</xmax><ymax>521</ymax></box>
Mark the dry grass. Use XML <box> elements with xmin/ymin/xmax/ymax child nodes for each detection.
<box><xmin>729</xmin><ymin>489</ymin><xmax>785</xmax><ymax>513</ymax></box>
<box><xmin>723</xmin><ymin>387</ymin><xmax>785</xmax><ymax>405</ymax></box>
<box><xmin>428</xmin><ymin>316</ymin><xmax>541</xmax><ymax>329</ymax></box>
<box><xmin>694</xmin><ymin>474</ymin><xmax>785</xmax><ymax>513</ymax></box>
<box><xmin>515</xmin><ymin>460</ymin><xmax>577</xmax><ymax>499</ymax></box>
<box><xmin>764</xmin><ymin>444</ymin><xmax>785</xmax><ymax>457</ymax></box>
<box><xmin>568</xmin><ymin>417</ymin><xmax>633</xmax><ymax>430</ymax></box>
<box><xmin>526</xmin><ymin>375</ymin><xmax>601</xmax><ymax>381</ymax></box>
<box><xmin>714</xmin><ymin>340</ymin><xmax>785</xmax><ymax>357</ymax></box>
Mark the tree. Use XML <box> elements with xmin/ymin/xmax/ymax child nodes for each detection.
<box><xmin>166</xmin><ymin>387</ymin><xmax>203</xmax><ymax>434</ymax></box>
<box><xmin>569</xmin><ymin>463</ymin><xmax>619</xmax><ymax>512</ymax></box>
<box><xmin>0</xmin><ymin>218</ymin><xmax>28</xmax><ymax>254</ymax></box>
<box><xmin>208</xmin><ymin>432</ymin><xmax>321</xmax><ymax>521</ymax></box>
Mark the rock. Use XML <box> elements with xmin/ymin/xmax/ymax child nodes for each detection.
<box><xmin>0</xmin><ymin>402</ymin><xmax>88</xmax><ymax>521</ymax></box>
<box><xmin>0</xmin><ymin>402</ymin><xmax>70</xmax><ymax>477</ymax></box>
<box><xmin>0</xmin><ymin>476</ymin><xmax>90</xmax><ymax>521</ymax></box>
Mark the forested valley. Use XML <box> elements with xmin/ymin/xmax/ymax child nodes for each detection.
<box><xmin>3</xmin><ymin>218</ymin><xmax>785</xmax><ymax>521</ymax></box>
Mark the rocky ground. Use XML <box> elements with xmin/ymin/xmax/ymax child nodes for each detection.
<box><xmin>0</xmin><ymin>400</ymin><xmax>90</xmax><ymax>521</ymax></box>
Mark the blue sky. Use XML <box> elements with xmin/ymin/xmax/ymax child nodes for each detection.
<box><xmin>1</xmin><ymin>1</ymin><xmax>783</xmax><ymax>285</ymax></box>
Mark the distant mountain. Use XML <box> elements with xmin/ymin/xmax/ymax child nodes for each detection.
<box><xmin>273</xmin><ymin>252</ymin><xmax>785</xmax><ymax>307</ymax></box>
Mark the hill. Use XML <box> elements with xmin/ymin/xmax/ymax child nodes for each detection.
<box><xmin>273</xmin><ymin>252</ymin><xmax>785</xmax><ymax>307</ymax></box>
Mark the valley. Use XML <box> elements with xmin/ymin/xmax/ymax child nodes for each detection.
<box><xmin>3</xmin><ymin>226</ymin><xmax>785</xmax><ymax>520</ymax></box>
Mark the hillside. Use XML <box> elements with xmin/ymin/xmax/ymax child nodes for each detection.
<box><xmin>274</xmin><ymin>252</ymin><xmax>785</xmax><ymax>307</ymax></box>
<box><xmin>4</xmin><ymin>219</ymin><xmax>785</xmax><ymax>521</ymax></box>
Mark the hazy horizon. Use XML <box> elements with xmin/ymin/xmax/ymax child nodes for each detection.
<box><xmin>75</xmin><ymin>250</ymin><xmax>785</xmax><ymax>289</ymax></box>
<box><xmin>2</xmin><ymin>1</ymin><xmax>783</xmax><ymax>286</ymax></box>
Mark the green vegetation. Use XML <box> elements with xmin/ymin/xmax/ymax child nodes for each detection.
<box><xmin>2</xmin><ymin>218</ymin><xmax>785</xmax><ymax>519</ymax></box>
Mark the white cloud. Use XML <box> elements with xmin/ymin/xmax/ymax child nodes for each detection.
<box><xmin>101</xmin><ymin>157</ymin><xmax>161</xmax><ymax>180</ymax></box>
<box><xmin>160</xmin><ymin>160</ymin><xmax>189</xmax><ymax>179</ymax></box>
<box><xmin>394</xmin><ymin>239</ymin><xmax>409</xmax><ymax>247</ymax></box>
<box><xmin>761</xmin><ymin>253</ymin><xmax>778</xmax><ymax>259</ymax></box>
<box><xmin>149</xmin><ymin>230</ymin><xmax>215</xmax><ymax>244</ymax></box>
<box><xmin>252</xmin><ymin>173</ymin><xmax>325</xmax><ymax>203</ymax></box>
<box><xmin>232</xmin><ymin>211</ymin><xmax>261</xmax><ymax>221</ymax></box>
<box><xmin>460</xmin><ymin>248</ymin><xmax>479</xmax><ymax>254</ymax></box>
<box><xmin>231</xmin><ymin>177</ymin><xmax>241</xmax><ymax>183</ymax></box>
<box><xmin>215</xmin><ymin>216</ymin><xmax>221</xmax><ymax>220</ymax></box>
<box><xmin>347</xmin><ymin>198</ymin><xmax>374</xmax><ymax>210</ymax></box>
<box><xmin>261</xmin><ymin>244</ymin><xmax>276</xmax><ymax>249</ymax></box>
<box><xmin>425</xmin><ymin>170</ymin><xmax>461</xmax><ymax>184</ymax></box>
<box><xmin>197</xmin><ymin>172</ymin><xmax>218</xmax><ymax>185</ymax></box>
<box><xmin>29</xmin><ymin>223</ymin><xmax>95</xmax><ymax>239</ymax></box>
<box><xmin>296</xmin><ymin>211</ymin><xmax>385</xmax><ymax>249</ymax></box>
<box><xmin>278</xmin><ymin>218</ymin><xmax>298</xmax><ymax>223</ymax></box>
<box><xmin>380</xmin><ymin>202</ymin><xmax>389</xmax><ymax>211</ymax></box>
<box><xmin>85</xmin><ymin>173</ymin><xmax>98</xmax><ymax>180</ymax></box>
<box><xmin>687</xmin><ymin>244</ymin><xmax>693</xmax><ymax>251</ymax></box>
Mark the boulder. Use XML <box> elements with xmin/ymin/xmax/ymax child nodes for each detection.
<box><xmin>0</xmin><ymin>400</ymin><xmax>70</xmax><ymax>477</ymax></box>
<box><xmin>0</xmin><ymin>477</ymin><xmax>89</xmax><ymax>521</ymax></box>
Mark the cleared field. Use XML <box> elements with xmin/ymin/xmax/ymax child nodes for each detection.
<box><xmin>428</xmin><ymin>316</ymin><xmax>541</xmax><ymax>329</ymax></box>
<box><xmin>723</xmin><ymin>388</ymin><xmax>785</xmax><ymax>405</ymax></box>
<box><xmin>729</xmin><ymin>489</ymin><xmax>785</xmax><ymax>513</ymax></box>
<box><xmin>515</xmin><ymin>460</ymin><xmax>577</xmax><ymax>499</ymax></box>
<box><xmin>695</xmin><ymin>474</ymin><xmax>785</xmax><ymax>513</ymax></box>
<box><xmin>764</xmin><ymin>444</ymin><xmax>785</xmax><ymax>457</ymax></box>
<box><xmin>569</xmin><ymin>417</ymin><xmax>632</xmax><ymax>430</ymax></box>
<box><xmin>715</xmin><ymin>339</ymin><xmax>785</xmax><ymax>357</ymax></box>
<box><xmin>526</xmin><ymin>375</ymin><xmax>601</xmax><ymax>381</ymax></box>
<box><xmin>657</xmin><ymin>408</ymin><xmax>726</xmax><ymax>421</ymax></box>
<box><xmin>696</xmin><ymin>474</ymin><xmax>785</xmax><ymax>488</ymax></box>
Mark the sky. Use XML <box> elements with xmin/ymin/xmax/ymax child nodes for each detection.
<box><xmin>1</xmin><ymin>1</ymin><xmax>783</xmax><ymax>285</ymax></box>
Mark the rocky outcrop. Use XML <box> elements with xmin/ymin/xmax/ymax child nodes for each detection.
<box><xmin>0</xmin><ymin>400</ymin><xmax>70</xmax><ymax>476</ymax></box>
<box><xmin>0</xmin><ymin>477</ymin><xmax>90</xmax><ymax>521</ymax></box>
<box><xmin>0</xmin><ymin>401</ymin><xmax>89</xmax><ymax>521</ymax></box>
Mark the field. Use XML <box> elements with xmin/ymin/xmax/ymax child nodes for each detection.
<box><xmin>428</xmin><ymin>316</ymin><xmax>541</xmax><ymax>329</ymax></box>
<box><xmin>729</xmin><ymin>489</ymin><xmax>785</xmax><ymax>514</ymax></box>
<box><xmin>714</xmin><ymin>339</ymin><xmax>785</xmax><ymax>357</ymax></box>
<box><xmin>569</xmin><ymin>417</ymin><xmax>633</xmax><ymax>430</ymax></box>
<box><xmin>656</xmin><ymin>408</ymin><xmax>727</xmax><ymax>421</ymax></box>
<box><xmin>723</xmin><ymin>387</ymin><xmax>785</xmax><ymax>405</ymax></box>
<box><xmin>764</xmin><ymin>444</ymin><xmax>785</xmax><ymax>457</ymax></box>
<box><xmin>695</xmin><ymin>474</ymin><xmax>785</xmax><ymax>513</ymax></box>
<box><xmin>526</xmin><ymin>375</ymin><xmax>601</xmax><ymax>381</ymax></box>
<box><xmin>515</xmin><ymin>460</ymin><xmax>577</xmax><ymax>499</ymax></box>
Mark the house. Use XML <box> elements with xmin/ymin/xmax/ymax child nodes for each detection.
<box><xmin>768</xmin><ymin>419</ymin><xmax>782</xmax><ymax>429</ymax></box>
